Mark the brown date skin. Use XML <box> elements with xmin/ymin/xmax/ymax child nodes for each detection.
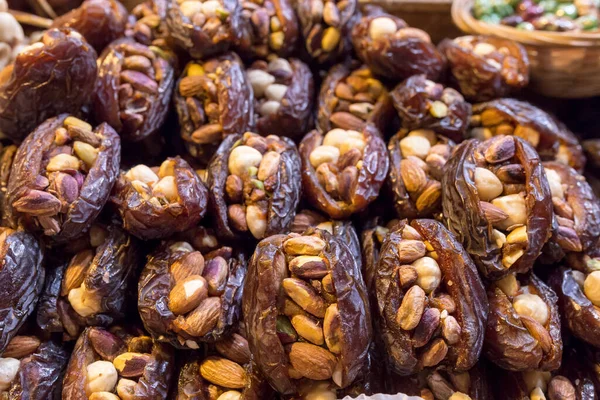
<box><xmin>51</xmin><ymin>0</ymin><xmax>128</xmax><ymax>53</ymax></box>
<box><xmin>351</xmin><ymin>6</ymin><xmax>445</xmax><ymax>82</ymax></box>
<box><xmin>442</xmin><ymin>137</ymin><xmax>553</xmax><ymax>280</ymax></box>
<box><xmin>391</xmin><ymin>75</ymin><xmax>471</xmax><ymax>143</ymax></box>
<box><xmin>93</xmin><ymin>39</ymin><xmax>175</xmax><ymax>142</ymax></box>
<box><xmin>207</xmin><ymin>134</ymin><xmax>301</xmax><ymax>241</ymax></box>
<box><xmin>484</xmin><ymin>273</ymin><xmax>562</xmax><ymax>372</ymax></box>
<box><xmin>242</xmin><ymin>229</ymin><xmax>372</xmax><ymax>394</ymax></box>
<box><xmin>0</xmin><ymin>144</ymin><xmax>17</xmax><ymax>224</ymax></box>
<box><xmin>112</xmin><ymin>156</ymin><xmax>208</xmax><ymax>240</ymax></box>
<box><xmin>138</xmin><ymin>242</ymin><xmax>246</xmax><ymax>345</ymax></box>
<box><xmin>439</xmin><ymin>35</ymin><xmax>529</xmax><ymax>102</ymax></box>
<box><xmin>6</xmin><ymin>114</ymin><xmax>121</xmax><ymax>243</ymax></box>
<box><xmin>0</xmin><ymin>228</ymin><xmax>44</xmax><ymax>354</ymax></box>
<box><xmin>300</xmin><ymin>125</ymin><xmax>389</xmax><ymax>219</ymax></box>
<box><xmin>0</xmin><ymin>28</ymin><xmax>97</xmax><ymax>143</ymax></box>
<box><xmin>375</xmin><ymin>219</ymin><xmax>488</xmax><ymax>376</ymax></box>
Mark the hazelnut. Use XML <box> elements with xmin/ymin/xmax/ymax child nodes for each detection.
<box><xmin>228</xmin><ymin>146</ymin><xmax>263</xmax><ymax>177</ymax></box>
<box><xmin>513</xmin><ymin>293</ymin><xmax>549</xmax><ymax>325</ymax></box>
<box><xmin>86</xmin><ymin>360</ymin><xmax>118</xmax><ymax>394</ymax></box>
<box><xmin>583</xmin><ymin>271</ymin><xmax>600</xmax><ymax>306</ymax></box>
<box><xmin>412</xmin><ymin>256</ymin><xmax>442</xmax><ymax>293</ymax></box>
<box><xmin>368</xmin><ymin>17</ymin><xmax>398</xmax><ymax>40</ymax></box>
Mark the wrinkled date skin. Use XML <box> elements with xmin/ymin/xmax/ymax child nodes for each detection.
<box><xmin>470</xmin><ymin>98</ymin><xmax>586</xmax><ymax>172</ymax></box>
<box><xmin>0</xmin><ymin>28</ymin><xmax>97</xmax><ymax>143</ymax></box>
<box><xmin>62</xmin><ymin>326</ymin><xmax>175</xmax><ymax>400</ymax></box>
<box><xmin>387</xmin><ymin>130</ymin><xmax>455</xmax><ymax>219</ymax></box>
<box><xmin>351</xmin><ymin>6</ymin><xmax>445</xmax><ymax>82</ymax></box>
<box><xmin>439</xmin><ymin>35</ymin><xmax>530</xmax><ymax>102</ymax></box>
<box><xmin>36</xmin><ymin>224</ymin><xmax>141</xmax><ymax>340</ymax></box>
<box><xmin>300</xmin><ymin>125</ymin><xmax>389</xmax><ymax>219</ymax></box>
<box><xmin>237</xmin><ymin>0</ymin><xmax>299</xmax><ymax>60</ymax></box>
<box><xmin>174</xmin><ymin>55</ymin><xmax>254</xmax><ymax>165</ymax></box>
<box><xmin>0</xmin><ymin>339</ymin><xmax>69</xmax><ymax>399</ymax></box>
<box><xmin>243</xmin><ymin>230</ymin><xmax>372</xmax><ymax>396</ymax></box>
<box><xmin>51</xmin><ymin>0</ymin><xmax>128</xmax><ymax>53</ymax></box>
<box><xmin>166</xmin><ymin>0</ymin><xmax>242</xmax><ymax>59</ymax></box>
<box><xmin>442</xmin><ymin>136</ymin><xmax>552</xmax><ymax>280</ymax></box>
<box><xmin>6</xmin><ymin>114</ymin><xmax>121</xmax><ymax>243</ymax></box>
<box><xmin>375</xmin><ymin>220</ymin><xmax>488</xmax><ymax>376</ymax></box>
<box><xmin>249</xmin><ymin>57</ymin><xmax>314</xmax><ymax>140</ymax></box>
<box><xmin>391</xmin><ymin>75</ymin><xmax>471</xmax><ymax>143</ymax></box>
<box><xmin>317</xmin><ymin>63</ymin><xmax>395</xmax><ymax>138</ymax></box>
<box><xmin>0</xmin><ymin>228</ymin><xmax>44</xmax><ymax>354</ymax></box>
<box><xmin>112</xmin><ymin>157</ymin><xmax>208</xmax><ymax>240</ymax></box>
<box><xmin>138</xmin><ymin>240</ymin><xmax>246</xmax><ymax>347</ymax></box>
<box><xmin>484</xmin><ymin>273</ymin><xmax>562</xmax><ymax>371</ymax></box>
<box><xmin>94</xmin><ymin>39</ymin><xmax>175</xmax><ymax>143</ymax></box>
<box><xmin>0</xmin><ymin>144</ymin><xmax>17</xmax><ymax>224</ymax></box>
<box><xmin>207</xmin><ymin>132</ymin><xmax>301</xmax><ymax>241</ymax></box>
<box><xmin>295</xmin><ymin>0</ymin><xmax>357</xmax><ymax>64</ymax></box>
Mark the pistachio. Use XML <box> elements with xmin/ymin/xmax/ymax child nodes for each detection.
<box><xmin>495</xmin><ymin>164</ymin><xmax>526</xmax><ymax>183</ymax></box>
<box><xmin>413</xmin><ymin>307</ymin><xmax>441</xmax><ymax>347</ymax></box>
<box><xmin>421</xmin><ymin>338</ymin><xmax>448</xmax><ymax>367</ymax></box>
<box><xmin>442</xmin><ymin>315</ymin><xmax>462</xmax><ymax>345</ymax></box>
<box><xmin>284</xmin><ymin>235</ymin><xmax>326</xmax><ymax>256</ymax></box>
<box><xmin>225</xmin><ymin>174</ymin><xmax>243</xmax><ymax>203</ymax></box>
<box><xmin>291</xmin><ymin>314</ymin><xmax>324</xmax><ymax>345</ymax></box>
<box><xmin>89</xmin><ymin>328</ymin><xmax>126</xmax><ymax>362</ymax></box>
<box><xmin>282</xmin><ymin>278</ymin><xmax>327</xmax><ymax>318</ymax></box>
<box><xmin>288</xmin><ymin>342</ymin><xmax>337</xmax><ymax>380</ymax></box>
<box><xmin>215</xmin><ymin>333</ymin><xmax>251</xmax><ymax>365</ymax></box>
<box><xmin>398</xmin><ymin>265</ymin><xmax>418</xmax><ymax>288</ymax></box>
<box><xmin>86</xmin><ymin>360</ymin><xmax>118</xmax><ymax>394</ymax></box>
<box><xmin>321</xmin><ymin>27</ymin><xmax>341</xmax><ymax>52</ymax></box>
<box><xmin>396</xmin><ymin>285</ymin><xmax>426</xmax><ymax>330</ymax></box>
<box><xmin>289</xmin><ymin>255</ymin><xmax>329</xmax><ymax>279</ymax></box>
<box><xmin>46</xmin><ymin>154</ymin><xmax>80</xmax><ymax>172</ymax></box>
<box><xmin>228</xmin><ymin>204</ymin><xmax>248</xmax><ymax>232</ymax></box>
<box><xmin>73</xmin><ymin>141</ymin><xmax>98</xmax><ymax>168</ymax></box>
<box><xmin>556</xmin><ymin>226</ymin><xmax>583</xmax><ymax>252</ymax></box>
<box><xmin>484</xmin><ymin>136</ymin><xmax>516</xmax><ymax>164</ymax></box>
<box><xmin>277</xmin><ymin>315</ymin><xmax>298</xmax><ymax>343</ymax></box>
<box><xmin>112</xmin><ymin>352</ymin><xmax>151</xmax><ymax>378</ymax></box>
<box><xmin>426</xmin><ymin>371</ymin><xmax>454</xmax><ymax>400</ymax></box>
<box><xmin>203</xmin><ymin>256</ymin><xmax>229</xmax><ymax>296</ymax></box>
<box><xmin>200</xmin><ymin>356</ymin><xmax>247</xmax><ymax>389</ymax></box>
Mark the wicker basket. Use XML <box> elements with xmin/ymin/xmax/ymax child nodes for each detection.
<box><xmin>452</xmin><ymin>0</ymin><xmax>600</xmax><ymax>98</ymax></box>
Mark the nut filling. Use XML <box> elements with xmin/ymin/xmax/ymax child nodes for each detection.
<box><xmin>517</xmin><ymin>371</ymin><xmax>578</xmax><ymax>400</ymax></box>
<box><xmin>128</xmin><ymin>0</ymin><xmax>171</xmax><ymax>50</ymax></box>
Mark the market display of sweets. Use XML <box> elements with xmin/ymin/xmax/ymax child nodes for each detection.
<box><xmin>1</xmin><ymin>0</ymin><xmax>600</xmax><ymax>398</ymax></box>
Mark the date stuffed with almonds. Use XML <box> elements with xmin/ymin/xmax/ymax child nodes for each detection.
<box><xmin>93</xmin><ymin>39</ymin><xmax>175</xmax><ymax>143</ymax></box>
<box><xmin>300</xmin><ymin>125</ymin><xmax>389</xmax><ymax>219</ymax></box>
<box><xmin>243</xmin><ymin>229</ymin><xmax>371</xmax><ymax>396</ymax></box>
<box><xmin>0</xmin><ymin>28</ymin><xmax>97</xmax><ymax>142</ymax></box>
<box><xmin>351</xmin><ymin>6</ymin><xmax>445</xmax><ymax>82</ymax></box>
<box><xmin>62</xmin><ymin>326</ymin><xmax>175</xmax><ymax>400</ymax></box>
<box><xmin>317</xmin><ymin>63</ymin><xmax>394</xmax><ymax>137</ymax></box>
<box><xmin>391</xmin><ymin>75</ymin><xmax>471</xmax><ymax>143</ymax></box>
<box><xmin>375</xmin><ymin>219</ymin><xmax>487</xmax><ymax>376</ymax></box>
<box><xmin>485</xmin><ymin>273</ymin><xmax>562</xmax><ymax>371</ymax></box>
<box><xmin>442</xmin><ymin>136</ymin><xmax>553</xmax><ymax>280</ymax></box>
<box><xmin>174</xmin><ymin>55</ymin><xmax>254</xmax><ymax>165</ymax></box>
<box><xmin>207</xmin><ymin>132</ymin><xmax>301</xmax><ymax>241</ymax></box>
<box><xmin>112</xmin><ymin>157</ymin><xmax>208</xmax><ymax>240</ymax></box>
<box><xmin>6</xmin><ymin>115</ymin><xmax>121</xmax><ymax>242</ymax></box>
<box><xmin>138</xmin><ymin>240</ymin><xmax>245</xmax><ymax>348</ymax></box>
<box><xmin>388</xmin><ymin>129</ymin><xmax>455</xmax><ymax>219</ymax></box>
<box><xmin>438</xmin><ymin>35</ymin><xmax>530</xmax><ymax>102</ymax></box>
<box><xmin>248</xmin><ymin>57</ymin><xmax>314</xmax><ymax>140</ymax></box>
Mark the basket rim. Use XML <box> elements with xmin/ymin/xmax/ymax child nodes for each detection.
<box><xmin>452</xmin><ymin>0</ymin><xmax>600</xmax><ymax>46</ymax></box>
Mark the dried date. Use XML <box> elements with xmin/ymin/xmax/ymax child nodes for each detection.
<box><xmin>127</xmin><ymin>0</ymin><xmax>174</xmax><ymax>51</ymax></box>
<box><xmin>0</xmin><ymin>143</ymin><xmax>17</xmax><ymax>224</ymax></box>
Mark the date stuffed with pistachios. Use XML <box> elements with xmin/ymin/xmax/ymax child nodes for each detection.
<box><xmin>248</xmin><ymin>57</ymin><xmax>314</xmax><ymax>140</ymax></box>
<box><xmin>138</xmin><ymin>240</ymin><xmax>245</xmax><ymax>348</ymax></box>
<box><xmin>207</xmin><ymin>132</ymin><xmax>301</xmax><ymax>241</ymax></box>
<box><xmin>0</xmin><ymin>28</ymin><xmax>97</xmax><ymax>142</ymax></box>
<box><xmin>6</xmin><ymin>115</ymin><xmax>121</xmax><ymax>242</ymax></box>
<box><xmin>243</xmin><ymin>230</ymin><xmax>372</xmax><ymax>396</ymax></box>
<box><xmin>439</xmin><ymin>35</ymin><xmax>530</xmax><ymax>102</ymax></box>
<box><xmin>375</xmin><ymin>219</ymin><xmax>487</xmax><ymax>376</ymax></box>
<box><xmin>112</xmin><ymin>157</ymin><xmax>208</xmax><ymax>240</ymax></box>
<box><xmin>351</xmin><ymin>6</ymin><xmax>445</xmax><ymax>82</ymax></box>
<box><xmin>62</xmin><ymin>326</ymin><xmax>175</xmax><ymax>400</ymax></box>
<box><xmin>485</xmin><ymin>273</ymin><xmax>562</xmax><ymax>371</ymax></box>
<box><xmin>174</xmin><ymin>55</ymin><xmax>254</xmax><ymax>165</ymax></box>
<box><xmin>442</xmin><ymin>136</ymin><xmax>553</xmax><ymax>280</ymax></box>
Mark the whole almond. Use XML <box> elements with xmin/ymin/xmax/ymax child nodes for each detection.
<box><xmin>215</xmin><ymin>333</ymin><xmax>251</xmax><ymax>365</ymax></box>
<box><xmin>520</xmin><ymin>315</ymin><xmax>552</xmax><ymax>353</ymax></box>
<box><xmin>396</xmin><ymin>285</ymin><xmax>426</xmax><ymax>330</ymax></box>
<box><xmin>484</xmin><ymin>136</ymin><xmax>516</xmax><ymax>164</ymax></box>
<box><xmin>170</xmin><ymin>251</ymin><xmax>205</xmax><ymax>282</ymax></box>
<box><xmin>3</xmin><ymin>335</ymin><xmax>41</xmax><ymax>358</ymax></box>
<box><xmin>61</xmin><ymin>249</ymin><xmax>94</xmax><ymax>296</ymax></box>
<box><xmin>168</xmin><ymin>275</ymin><xmax>208</xmax><ymax>315</ymax></box>
<box><xmin>174</xmin><ymin>297</ymin><xmax>221</xmax><ymax>337</ymax></box>
<box><xmin>330</xmin><ymin>111</ymin><xmax>366</xmax><ymax>131</ymax></box>
<box><xmin>400</xmin><ymin>159</ymin><xmax>428</xmax><ymax>193</ymax></box>
<box><xmin>287</xmin><ymin>342</ymin><xmax>337</xmax><ymax>381</ymax></box>
<box><xmin>480</xmin><ymin>201</ymin><xmax>509</xmax><ymax>224</ymax></box>
<box><xmin>200</xmin><ymin>356</ymin><xmax>247</xmax><ymax>389</ymax></box>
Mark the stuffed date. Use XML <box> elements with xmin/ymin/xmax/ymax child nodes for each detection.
<box><xmin>300</xmin><ymin>125</ymin><xmax>389</xmax><ymax>219</ymax></box>
<box><xmin>374</xmin><ymin>219</ymin><xmax>488</xmax><ymax>375</ymax></box>
<box><xmin>243</xmin><ymin>230</ymin><xmax>372</xmax><ymax>396</ymax></box>
<box><xmin>138</xmin><ymin>240</ymin><xmax>245</xmax><ymax>347</ymax></box>
<box><xmin>0</xmin><ymin>143</ymin><xmax>17</xmax><ymax>223</ymax></box>
<box><xmin>442</xmin><ymin>136</ymin><xmax>553</xmax><ymax>280</ymax></box>
<box><xmin>111</xmin><ymin>157</ymin><xmax>208</xmax><ymax>240</ymax></box>
<box><xmin>128</xmin><ymin>0</ymin><xmax>172</xmax><ymax>50</ymax></box>
<box><xmin>207</xmin><ymin>132</ymin><xmax>301</xmax><ymax>240</ymax></box>
<box><xmin>248</xmin><ymin>57</ymin><xmax>314</xmax><ymax>140</ymax></box>
<box><xmin>0</xmin><ymin>28</ymin><xmax>97</xmax><ymax>142</ymax></box>
<box><xmin>6</xmin><ymin>115</ymin><xmax>121</xmax><ymax>242</ymax></box>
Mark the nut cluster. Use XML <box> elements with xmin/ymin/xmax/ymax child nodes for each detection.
<box><xmin>367</xmin><ymin>15</ymin><xmax>430</xmax><ymax>43</ymax></box>
<box><xmin>455</xmin><ymin>38</ymin><xmax>514</xmax><ymax>75</ymax></box>
<box><xmin>420</xmin><ymin>369</ymin><xmax>475</xmax><ymax>400</ymax></box>
<box><xmin>520</xmin><ymin>371</ymin><xmax>577</xmax><ymax>400</ymax></box>
<box><xmin>240</xmin><ymin>0</ymin><xmax>288</xmax><ymax>56</ymax></box>
<box><xmin>248</xmin><ymin>58</ymin><xmax>293</xmax><ymax>118</ymax></box>
<box><xmin>177</xmin><ymin>0</ymin><xmax>233</xmax><ymax>42</ymax></box>
<box><xmin>0</xmin><ymin>335</ymin><xmax>41</xmax><ymax>391</ymax></box>
<box><xmin>128</xmin><ymin>1</ymin><xmax>169</xmax><ymax>48</ymax></box>
<box><xmin>124</xmin><ymin>160</ymin><xmax>180</xmax><ymax>207</ymax></box>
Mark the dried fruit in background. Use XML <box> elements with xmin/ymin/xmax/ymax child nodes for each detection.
<box><xmin>248</xmin><ymin>57</ymin><xmax>314</xmax><ymax>140</ymax></box>
<box><xmin>26</xmin><ymin>0</ymin><xmax>83</xmax><ymax>17</ymax></box>
<box><xmin>300</xmin><ymin>125</ymin><xmax>389</xmax><ymax>219</ymax></box>
<box><xmin>442</xmin><ymin>136</ymin><xmax>553</xmax><ymax>280</ymax></box>
<box><xmin>374</xmin><ymin>220</ymin><xmax>487</xmax><ymax>375</ymax></box>
<box><xmin>439</xmin><ymin>35</ymin><xmax>530</xmax><ymax>102</ymax></box>
<box><xmin>94</xmin><ymin>38</ymin><xmax>175</xmax><ymax>142</ymax></box>
<box><xmin>243</xmin><ymin>229</ymin><xmax>371</xmax><ymax>396</ymax></box>
<box><xmin>0</xmin><ymin>28</ymin><xmax>97</xmax><ymax>142</ymax></box>
<box><xmin>351</xmin><ymin>6</ymin><xmax>446</xmax><ymax>82</ymax></box>
<box><xmin>207</xmin><ymin>132</ymin><xmax>301</xmax><ymax>240</ymax></box>
<box><xmin>111</xmin><ymin>157</ymin><xmax>208</xmax><ymax>240</ymax></box>
<box><xmin>0</xmin><ymin>144</ymin><xmax>17</xmax><ymax>224</ymax></box>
